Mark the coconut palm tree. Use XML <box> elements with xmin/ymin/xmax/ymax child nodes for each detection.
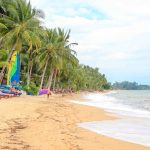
<box><xmin>0</xmin><ymin>0</ymin><xmax>43</xmax><ymax>84</ymax></box>
<box><xmin>37</xmin><ymin>28</ymin><xmax>77</xmax><ymax>90</ymax></box>
<box><xmin>47</xmin><ymin>28</ymin><xmax>78</xmax><ymax>90</ymax></box>
<box><xmin>0</xmin><ymin>0</ymin><xmax>110</xmax><ymax>92</ymax></box>
<box><xmin>0</xmin><ymin>49</ymin><xmax>7</xmax><ymax>67</ymax></box>
<box><xmin>37</xmin><ymin>29</ymin><xmax>56</xmax><ymax>90</ymax></box>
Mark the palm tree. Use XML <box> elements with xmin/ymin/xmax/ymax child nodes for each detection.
<box><xmin>0</xmin><ymin>0</ymin><xmax>42</xmax><ymax>84</ymax></box>
<box><xmin>0</xmin><ymin>49</ymin><xmax>7</xmax><ymax>67</ymax></box>
<box><xmin>37</xmin><ymin>29</ymin><xmax>56</xmax><ymax>90</ymax></box>
<box><xmin>52</xmin><ymin>29</ymin><xmax>78</xmax><ymax>90</ymax></box>
<box><xmin>38</xmin><ymin>28</ymin><xmax>77</xmax><ymax>90</ymax></box>
<box><xmin>47</xmin><ymin>28</ymin><xmax>78</xmax><ymax>90</ymax></box>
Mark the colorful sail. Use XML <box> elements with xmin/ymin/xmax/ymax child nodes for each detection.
<box><xmin>7</xmin><ymin>51</ymin><xmax>20</xmax><ymax>85</ymax></box>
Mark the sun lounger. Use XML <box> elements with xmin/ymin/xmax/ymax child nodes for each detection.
<box><xmin>0</xmin><ymin>85</ymin><xmax>11</xmax><ymax>90</ymax></box>
<box><xmin>0</xmin><ymin>89</ymin><xmax>22</xmax><ymax>99</ymax></box>
<box><xmin>1</xmin><ymin>90</ymin><xmax>22</xmax><ymax>96</ymax></box>
<box><xmin>0</xmin><ymin>93</ymin><xmax>10</xmax><ymax>99</ymax></box>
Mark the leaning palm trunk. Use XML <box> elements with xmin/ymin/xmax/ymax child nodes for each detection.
<box><xmin>52</xmin><ymin>73</ymin><xmax>56</xmax><ymax>91</ymax></box>
<box><xmin>27</xmin><ymin>62</ymin><xmax>33</xmax><ymax>86</ymax></box>
<box><xmin>29</xmin><ymin>63</ymin><xmax>33</xmax><ymax>80</ymax></box>
<box><xmin>39</xmin><ymin>59</ymin><xmax>49</xmax><ymax>90</ymax></box>
<box><xmin>0</xmin><ymin>43</ymin><xmax>17</xmax><ymax>84</ymax></box>
<box><xmin>27</xmin><ymin>59</ymin><xmax>30</xmax><ymax>85</ymax></box>
<box><xmin>47</xmin><ymin>69</ymin><xmax>54</xmax><ymax>90</ymax></box>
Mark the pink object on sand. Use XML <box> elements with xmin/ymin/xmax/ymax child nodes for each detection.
<box><xmin>39</xmin><ymin>89</ymin><xmax>48</xmax><ymax>95</ymax></box>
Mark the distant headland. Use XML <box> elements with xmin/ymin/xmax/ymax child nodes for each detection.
<box><xmin>112</xmin><ymin>81</ymin><xmax>150</xmax><ymax>90</ymax></box>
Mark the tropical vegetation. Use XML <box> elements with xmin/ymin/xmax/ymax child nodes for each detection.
<box><xmin>113</xmin><ymin>81</ymin><xmax>150</xmax><ymax>90</ymax></box>
<box><xmin>0</xmin><ymin>0</ymin><xmax>110</xmax><ymax>94</ymax></box>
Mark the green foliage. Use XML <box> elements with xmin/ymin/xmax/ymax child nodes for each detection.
<box><xmin>22</xmin><ymin>83</ymin><xmax>39</xmax><ymax>95</ymax></box>
<box><xmin>102</xmin><ymin>83</ymin><xmax>112</xmax><ymax>90</ymax></box>
<box><xmin>0</xmin><ymin>49</ymin><xmax>7</xmax><ymax>67</ymax></box>
<box><xmin>113</xmin><ymin>81</ymin><xmax>150</xmax><ymax>90</ymax></box>
<box><xmin>0</xmin><ymin>0</ymin><xmax>110</xmax><ymax>94</ymax></box>
<box><xmin>58</xmin><ymin>64</ymin><xmax>109</xmax><ymax>91</ymax></box>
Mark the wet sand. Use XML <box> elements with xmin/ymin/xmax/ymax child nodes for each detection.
<box><xmin>0</xmin><ymin>93</ymin><xmax>149</xmax><ymax>150</ymax></box>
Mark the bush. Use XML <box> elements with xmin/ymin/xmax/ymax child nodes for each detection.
<box><xmin>22</xmin><ymin>83</ymin><xmax>39</xmax><ymax>95</ymax></box>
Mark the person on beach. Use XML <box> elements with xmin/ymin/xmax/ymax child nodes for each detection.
<box><xmin>47</xmin><ymin>88</ymin><xmax>52</xmax><ymax>99</ymax></box>
<box><xmin>10</xmin><ymin>86</ymin><xmax>16</xmax><ymax>92</ymax></box>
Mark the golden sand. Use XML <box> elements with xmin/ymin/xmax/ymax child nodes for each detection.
<box><xmin>0</xmin><ymin>94</ymin><xmax>149</xmax><ymax>150</ymax></box>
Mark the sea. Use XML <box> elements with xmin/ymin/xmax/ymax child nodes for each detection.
<box><xmin>73</xmin><ymin>90</ymin><xmax>150</xmax><ymax>147</ymax></box>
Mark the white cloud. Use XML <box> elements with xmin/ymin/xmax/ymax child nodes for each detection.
<box><xmin>30</xmin><ymin>0</ymin><xmax>150</xmax><ymax>84</ymax></box>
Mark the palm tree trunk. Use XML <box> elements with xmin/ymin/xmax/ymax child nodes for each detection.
<box><xmin>52</xmin><ymin>72</ymin><xmax>57</xmax><ymax>91</ymax></box>
<box><xmin>46</xmin><ymin>76</ymin><xmax>49</xmax><ymax>87</ymax></box>
<box><xmin>0</xmin><ymin>43</ymin><xmax>16</xmax><ymax>84</ymax></box>
<box><xmin>47</xmin><ymin>69</ymin><xmax>54</xmax><ymax>90</ymax></box>
<box><xmin>29</xmin><ymin>63</ymin><xmax>33</xmax><ymax>79</ymax></box>
<box><xmin>27</xmin><ymin>62</ymin><xmax>33</xmax><ymax>85</ymax></box>
<box><xmin>27</xmin><ymin>59</ymin><xmax>30</xmax><ymax>85</ymax></box>
<box><xmin>39</xmin><ymin>59</ymin><xmax>49</xmax><ymax>90</ymax></box>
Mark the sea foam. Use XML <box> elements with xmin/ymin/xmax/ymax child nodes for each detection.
<box><xmin>73</xmin><ymin>92</ymin><xmax>150</xmax><ymax>147</ymax></box>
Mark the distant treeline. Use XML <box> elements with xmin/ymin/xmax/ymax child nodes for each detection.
<box><xmin>112</xmin><ymin>81</ymin><xmax>150</xmax><ymax>90</ymax></box>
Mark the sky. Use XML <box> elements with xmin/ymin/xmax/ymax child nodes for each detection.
<box><xmin>30</xmin><ymin>0</ymin><xmax>150</xmax><ymax>85</ymax></box>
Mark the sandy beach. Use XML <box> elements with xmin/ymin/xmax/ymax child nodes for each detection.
<box><xmin>0</xmin><ymin>93</ymin><xmax>149</xmax><ymax>150</ymax></box>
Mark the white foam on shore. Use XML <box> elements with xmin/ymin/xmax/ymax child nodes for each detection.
<box><xmin>73</xmin><ymin>92</ymin><xmax>150</xmax><ymax>147</ymax></box>
<box><xmin>73</xmin><ymin>93</ymin><xmax>150</xmax><ymax>118</ymax></box>
<box><xmin>79</xmin><ymin>118</ymin><xmax>150</xmax><ymax>147</ymax></box>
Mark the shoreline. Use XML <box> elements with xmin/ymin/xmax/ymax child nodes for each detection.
<box><xmin>0</xmin><ymin>93</ymin><xmax>149</xmax><ymax>150</ymax></box>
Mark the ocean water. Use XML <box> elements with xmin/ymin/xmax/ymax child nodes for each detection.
<box><xmin>73</xmin><ymin>90</ymin><xmax>150</xmax><ymax>147</ymax></box>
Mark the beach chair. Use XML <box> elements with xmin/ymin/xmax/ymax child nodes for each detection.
<box><xmin>0</xmin><ymin>93</ymin><xmax>10</xmax><ymax>99</ymax></box>
<box><xmin>1</xmin><ymin>88</ymin><xmax>21</xmax><ymax>97</ymax></box>
<box><xmin>0</xmin><ymin>94</ymin><xmax>4</xmax><ymax>100</ymax></box>
<box><xmin>1</xmin><ymin>90</ymin><xmax>21</xmax><ymax>97</ymax></box>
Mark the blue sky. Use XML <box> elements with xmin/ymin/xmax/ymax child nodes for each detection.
<box><xmin>30</xmin><ymin>0</ymin><xmax>150</xmax><ymax>85</ymax></box>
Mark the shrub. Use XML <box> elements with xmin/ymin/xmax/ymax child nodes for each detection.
<box><xmin>22</xmin><ymin>83</ymin><xmax>39</xmax><ymax>95</ymax></box>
